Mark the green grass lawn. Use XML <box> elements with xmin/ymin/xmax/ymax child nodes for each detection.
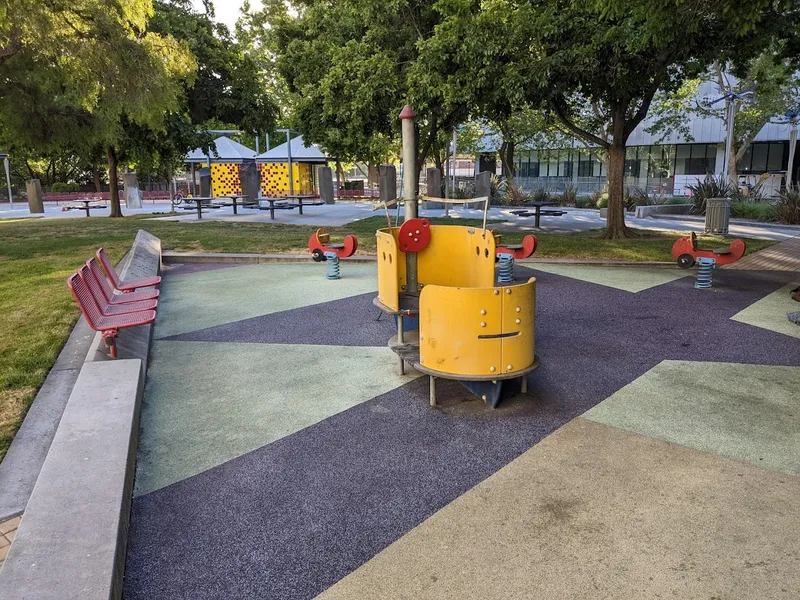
<box><xmin>0</xmin><ymin>214</ymin><xmax>777</xmax><ymax>461</ymax></box>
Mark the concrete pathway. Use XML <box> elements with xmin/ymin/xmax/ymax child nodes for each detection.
<box><xmin>3</xmin><ymin>201</ymin><xmax>799</xmax><ymax>241</ymax></box>
<box><xmin>123</xmin><ymin>261</ymin><xmax>800</xmax><ymax>600</ymax></box>
<box><xmin>726</xmin><ymin>234</ymin><xmax>800</xmax><ymax>270</ymax></box>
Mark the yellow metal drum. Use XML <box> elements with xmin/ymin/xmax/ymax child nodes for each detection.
<box><xmin>419</xmin><ymin>278</ymin><xmax>536</xmax><ymax>378</ymax></box>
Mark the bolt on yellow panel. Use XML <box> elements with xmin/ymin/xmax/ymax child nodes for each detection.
<box><xmin>500</xmin><ymin>278</ymin><xmax>536</xmax><ymax>373</ymax></box>
<box><xmin>419</xmin><ymin>285</ymin><xmax>503</xmax><ymax>377</ymax></box>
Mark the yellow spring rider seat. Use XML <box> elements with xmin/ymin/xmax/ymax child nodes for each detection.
<box><xmin>374</xmin><ymin>217</ymin><xmax>539</xmax><ymax>407</ymax></box>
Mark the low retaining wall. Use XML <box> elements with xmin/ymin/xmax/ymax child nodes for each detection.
<box><xmin>0</xmin><ymin>360</ymin><xmax>144</xmax><ymax>600</ymax></box>
<box><xmin>0</xmin><ymin>229</ymin><xmax>161</xmax><ymax>599</ymax></box>
<box><xmin>0</xmin><ymin>319</ymin><xmax>96</xmax><ymax>521</ymax></box>
<box><xmin>634</xmin><ymin>203</ymin><xmax>693</xmax><ymax>218</ymax></box>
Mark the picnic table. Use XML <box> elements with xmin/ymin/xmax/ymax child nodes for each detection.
<box><xmin>70</xmin><ymin>199</ymin><xmax>108</xmax><ymax>217</ymax></box>
<box><xmin>510</xmin><ymin>201</ymin><xmax>566</xmax><ymax>227</ymax></box>
<box><xmin>214</xmin><ymin>194</ymin><xmax>257</xmax><ymax>215</ymax></box>
<box><xmin>258</xmin><ymin>195</ymin><xmax>325</xmax><ymax>220</ymax></box>
<box><xmin>179</xmin><ymin>196</ymin><xmax>222</xmax><ymax>220</ymax></box>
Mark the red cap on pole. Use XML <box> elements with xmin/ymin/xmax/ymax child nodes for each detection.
<box><xmin>399</xmin><ymin>105</ymin><xmax>416</xmax><ymax>120</ymax></box>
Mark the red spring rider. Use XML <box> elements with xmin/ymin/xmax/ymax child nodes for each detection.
<box><xmin>308</xmin><ymin>228</ymin><xmax>359</xmax><ymax>279</ymax></box>
<box><xmin>672</xmin><ymin>232</ymin><xmax>746</xmax><ymax>268</ymax></box>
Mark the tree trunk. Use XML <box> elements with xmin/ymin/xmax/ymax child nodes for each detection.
<box><xmin>107</xmin><ymin>146</ymin><xmax>123</xmax><ymax>218</ymax></box>
<box><xmin>604</xmin><ymin>142</ymin><xmax>632</xmax><ymax>239</ymax></box>
<box><xmin>602</xmin><ymin>105</ymin><xmax>632</xmax><ymax>239</ymax></box>
<box><xmin>93</xmin><ymin>167</ymin><xmax>102</xmax><ymax>192</ymax></box>
<box><xmin>434</xmin><ymin>152</ymin><xmax>444</xmax><ymax>179</ymax></box>
<box><xmin>367</xmin><ymin>163</ymin><xmax>379</xmax><ymax>187</ymax></box>
<box><xmin>728</xmin><ymin>148</ymin><xmax>739</xmax><ymax>187</ymax></box>
<box><xmin>499</xmin><ymin>140</ymin><xmax>516</xmax><ymax>180</ymax></box>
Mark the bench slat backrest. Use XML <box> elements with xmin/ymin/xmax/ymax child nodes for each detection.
<box><xmin>87</xmin><ymin>258</ymin><xmax>115</xmax><ymax>303</ymax></box>
<box><xmin>67</xmin><ymin>273</ymin><xmax>103</xmax><ymax>329</ymax></box>
<box><xmin>96</xmin><ymin>248</ymin><xmax>122</xmax><ymax>289</ymax></box>
<box><xmin>78</xmin><ymin>265</ymin><xmax>109</xmax><ymax>311</ymax></box>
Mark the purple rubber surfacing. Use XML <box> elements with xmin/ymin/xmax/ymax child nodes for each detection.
<box><xmin>124</xmin><ymin>266</ymin><xmax>800</xmax><ymax>600</ymax></box>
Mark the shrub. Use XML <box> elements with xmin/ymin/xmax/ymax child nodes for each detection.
<box><xmin>530</xmin><ymin>187</ymin><xmax>550</xmax><ymax>203</ymax></box>
<box><xmin>775</xmin><ymin>187</ymin><xmax>800</xmax><ymax>224</ymax></box>
<box><xmin>686</xmin><ymin>175</ymin><xmax>731</xmax><ymax>215</ymax></box>
<box><xmin>595</xmin><ymin>192</ymin><xmax>609</xmax><ymax>209</ymax></box>
<box><xmin>504</xmin><ymin>182</ymin><xmax>530</xmax><ymax>206</ymax></box>
<box><xmin>489</xmin><ymin>175</ymin><xmax>507</xmax><ymax>204</ymax></box>
<box><xmin>731</xmin><ymin>200</ymin><xmax>777</xmax><ymax>222</ymax></box>
<box><xmin>588</xmin><ymin>189</ymin><xmax>605</xmax><ymax>208</ymax></box>
<box><xmin>575</xmin><ymin>196</ymin><xmax>591</xmax><ymax>208</ymax></box>
<box><xmin>561</xmin><ymin>183</ymin><xmax>577</xmax><ymax>205</ymax></box>
<box><xmin>51</xmin><ymin>182</ymin><xmax>80</xmax><ymax>193</ymax></box>
<box><xmin>450</xmin><ymin>183</ymin><xmax>474</xmax><ymax>199</ymax></box>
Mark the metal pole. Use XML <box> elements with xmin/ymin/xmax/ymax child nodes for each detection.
<box><xmin>787</xmin><ymin>124</ymin><xmax>797</xmax><ymax>188</ymax></box>
<box><xmin>3</xmin><ymin>157</ymin><xmax>12</xmax><ymax>209</ymax></box>
<box><xmin>723</xmin><ymin>99</ymin><xmax>735</xmax><ymax>184</ymax></box>
<box><xmin>255</xmin><ymin>135</ymin><xmax>260</xmax><ymax>155</ymax></box>
<box><xmin>400</xmin><ymin>105</ymin><xmax>418</xmax><ymax>295</ymax></box>
<box><xmin>400</xmin><ymin>106</ymin><xmax>417</xmax><ymax>219</ymax></box>
<box><xmin>452</xmin><ymin>129</ymin><xmax>458</xmax><ymax>195</ymax></box>
<box><xmin>283</xmin><ymin>129</ymin><xmax>294</xmax><ymax>198</ymax></box>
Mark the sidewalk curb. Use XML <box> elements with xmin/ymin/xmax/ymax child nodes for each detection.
<box><xmin>162</xmin><ymin>251</ymin><xmax>678</xmax><ymax>269</ymax></box>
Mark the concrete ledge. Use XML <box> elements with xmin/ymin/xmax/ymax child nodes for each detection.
<box><xmin>162</xmin><ymin>251</ymin><xmax>376</xmax><ymax>264</ymax></box>
<box><xmin>0</xmin><ymin>319</ymin><xmax>96</xmax><ymax>522</ymax></box>
<box><xmin>0</xmin><ymin>359</ymin><xmax>144</xmax><ymax>600</ymax></box>
<box><xmin>634</xmin><ymin>203</ymin><xmax>693</xmax><ymax>218</ymax></box>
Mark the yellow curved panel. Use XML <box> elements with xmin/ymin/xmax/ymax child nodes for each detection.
<box><xmin>417</xmin><ymin>226</ymin><xmax>495</xmax><ymax>289</ymax></box>
<box><xmin>419</xmin><ymin>285</ymin><xmax>503</xmax><ymax>377</ymax></box>
<box><xmin>500</xmin><ymin>278</ymin><xmax>536</xmax><ymax>374</ymax></box>
<box><xmin>419</xmin><ymin>278</ymin><xmax>536</xmax><ymax>377</ymax></box>
<box><xmin>376</xmin><ymin>228</ymin><xmax>405</xmax><ymax>312</ymax></box>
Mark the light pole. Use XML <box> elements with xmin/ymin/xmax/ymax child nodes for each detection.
<box><xmin>3</xmin><ymin>156</ymin><xmax>12</xmax><ymax>209</ymax></box>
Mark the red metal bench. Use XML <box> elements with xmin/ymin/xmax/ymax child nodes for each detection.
<box><xmin>78</xmin><ymin>265</ymin><xmax>157</xmax><ymax>315</ymax></box>
<box><xmin>97</xmin><ymin>248</ymin><xmax>161</xmax><ymax>292</ymax></box>
<box><xmin>87</xmin><ymin>258</ymin><xmax>159</xmax><ymax>303</ymax></box>
<box><xmin>67</xmin><ymin>273</ymin><xmax>155</xmax><ymax>357</ymax></box>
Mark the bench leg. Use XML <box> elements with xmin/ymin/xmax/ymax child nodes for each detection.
<box><xmin>521</xmin><ymin>375</ymin><xmax>527</xmax><ymax>394</ymax></box>
<box><xmin>270</xmin><ymin>205</ymin><xmax>275</xmax><ymax>220</ymax></box>
<box><xmin>430</xmin><ymin>376</ymin><xmax>437</xmax><ymax>407</ymax></box>
<box><xmin>535</xmin><ymin>208</ymin><xmax>541</xmax><ymax>228</ymax></box>
<box><xmin>103</xmin><ymin>331</ymin><xmax>119</xmax><ymax>358</ymax></box>
<box><xmin>232</xmin><ymin>200</ymin><xmax>238</xmax><ymax>215</ymax></box>
<box><xmin>298</xmin><ymin>201</ymin><xmax>304</xmax><ymax>215</ymax></box>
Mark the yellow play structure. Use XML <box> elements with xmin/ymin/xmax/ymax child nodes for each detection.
<box><xmin>373</xmin><ymin>104</ymin><xmax>539</xmax><ymax>408</ymax></box>
<box><xmin>374</xmin><ymin>219</ymin><xmax>538</xmax><ymax>407</ymax></box>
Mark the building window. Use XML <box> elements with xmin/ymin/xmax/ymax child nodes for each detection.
<box><xmin>676</xmin><ymin>144</ymin><xmax>716</xmax><ymax>175</ymax></box>
<box><xmin>767</xmin><ymin>142</ymin><xmax>786</xmax><ymax>171</ymax></box>
<box><xmin>624</xmin><ymin>159</ymin><xmax>641</xmax><ymax>178</ymax></box>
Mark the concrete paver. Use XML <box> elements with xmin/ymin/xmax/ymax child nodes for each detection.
<box><xmin>320</xmin><ymin>418</ymin><xmax>800</xmax><ymax>600</ymax></box>
<box><xmin>726</xmin><ymin>234</ymin><xmax>800</xmax><ymax>270</ymax></box>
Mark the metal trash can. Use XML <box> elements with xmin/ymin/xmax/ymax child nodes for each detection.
<box><xmin>705</xmin><ymin>197</ymin><xmax>731</xmax><ymax>234</ymax></box>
